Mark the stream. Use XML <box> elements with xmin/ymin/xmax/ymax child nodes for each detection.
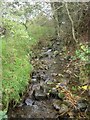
<box><xmin>8</xmin><ymin>38</ymin><xmax>90</xmax><ymax>119</ymax></box>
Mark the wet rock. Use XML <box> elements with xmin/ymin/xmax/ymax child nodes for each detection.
<box><xmin>31</xmin><ymin>71</ymin><xmax>36</xmax><ymax>78</ymax></box>
<box><xmin>42</xmin><ymin>47</ymin><xmax>46</xmax><ymax>50</ymax></box>
<box><xmin>43</xmin><ymin>85</ymin><xmax>52</xmax><ymax>94</ymax></box>
<box><xmin>36</xmin><ymin>74</ymin><xmax>42</xmax><ymax>81</ymax></box>
<box><xmin>41</xmin><ymin>59</ymin><xmax>47</xmax><ymax>64</ymax></box>
<box><xmin>77</xmin><ymin>99</ymin><xmax>88</xmax><ymax>112</ymax></box>
<box><xmin>73</xmin><ymin>99</ymin><xmax>88</xmax><ymax>113</ymax></box>
<box><xmin>37</xmin><ymin>73</ymin><xmax>45</xmax><ymax>79</ymax></box>
<box><xmin>52</xmin><ymin>87</ymin><xmax>58</xmax><ymax>94</ymax></box>
<box><xmin>49</xmin><ymin>87</ymin><xmax>58</xmax><ymax>98</ymax></box>
<box><xmin>51</xmin><ymin>73</ymin><xmax>58</xmax><ymax>77</ymax></box>
<box><xmin>39</xmin><ymin>49</ymin><xmax>52</xmax><ymax>59</ymax></box>
<box><xmin>46</xmin><ymin>49</ymin><xmax>52</xmax><ymax>53</ymax></box>
<box><xmin>58</xmin><ymin>74</ymin><xmax>63</xmax><ymax>77</ymax></box>
<box><xmin>53</xmin><ymin>61</ymin><xmax>57</xmax><ymax>64</ymax></box>
<box><xmin>56</xmin><ymin>42</ymin><xmax>60</xmax><ymax>45</ymax></box>
<box><xmin>53</xmin><ymin>100</ymin><xmax>62</xmax><ymax>110</ymax></box>
<box><xmin>46</xmin><ymin>81</ymin><xmax>54</xmax><ymax>85</ymax></box>
<box><xmin>59</xmin><ymin>104</ymin><xmax>68</xmax><ymax>114</ymax></box>
<box><xmin>86</xmin><ymin>104</ymin><xmax>90</xmax><ymax>117</ymax></box>
<box><xmin>34</xmin><ymin>89</ymin><xmax>47</xmax><ymax>100</ymax></box>
<box><xmin>44</xmin><ymin>65</ymin><xmax>49</xmax><ymax>70</ymax></box>
<box><xmin>31</xmin><ymin>73</ymin><xmax>42</xmax><ymax>83</ymax></box>
<box><xmin>77</xmin><ymin>102</ymin><xmax>87</xmax><ymax>112</ymax></box>
<box><xmin>31</xmin><ymin>78</ymin><xmax>37</xmax><ymax>84</ymax></box>
<box><xmin>25</xmin><ymin>98</ymin><xmax>34</xmax><ymax>106</ymax></box>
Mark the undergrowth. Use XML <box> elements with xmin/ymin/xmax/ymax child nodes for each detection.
<box><xmin>2</xmin><ymin>19</ymin><xmax>35</xmax><ymax>110</ymax></box>
<box><xmin>2</xmin><ymin>18</ymin><xmax>55</xmax><ymax>112</ymax></box>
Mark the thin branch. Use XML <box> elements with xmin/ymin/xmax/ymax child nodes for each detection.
<box><xmin>65</xmin><ymin>3</ymin><xmax>77</xmax><ymax>43</ymax></box>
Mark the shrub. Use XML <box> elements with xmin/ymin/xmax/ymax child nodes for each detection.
<box><xmin>2</xmin><ymin>19</ymin><xmax>34</xmax><ymax>110</ymax></box>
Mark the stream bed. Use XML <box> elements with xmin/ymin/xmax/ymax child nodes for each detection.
<box><xmin>8</xmin><ymin>38</ymin><xmax>90</xmax><ymax>119</ymax></box>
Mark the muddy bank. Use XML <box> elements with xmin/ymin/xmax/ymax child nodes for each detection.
<box><xmin>8</xmin><ymin>38</ymin><xmax>90</xmax><ymax>119</ymax></box>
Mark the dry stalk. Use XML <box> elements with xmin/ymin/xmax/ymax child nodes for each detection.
<box><xmin>56</xmin><ymin>84</ymin><xmax>77</xmax><ymax>108</ymax></box>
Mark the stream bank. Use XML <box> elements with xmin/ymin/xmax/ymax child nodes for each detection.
<box><xmin>8</xmin><ymin>38</ymin><xmax>90</xmax><ymax>119</ymax></box>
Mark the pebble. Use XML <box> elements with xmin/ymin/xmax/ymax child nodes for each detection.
<box><xmin>31</xmin><ymin>78</ymin><xmax>37</xmax><ymax>83</ymax></box>
<box><xmin>51</xmin><ymin>73</ymin><xmax>58</xmax><ymax>76</ymax></box>
<box><xmin>25</xmin><ymin>98</ymin><xmax>34</xmax><ymax>106</ymax></box>
<box><xmin>59</xmin><ymin>104</ymin><xmax>68</xmax><ymax>114</ymax></box>
<box><xmin>34</xmin><ymin>89</ymin><xmax>46</xmax><ymax>100</ymax></box>
<box><xmin>53</xmin><ymin>100</ymin><xmax>62</xmax><ymax>110</ymax></box>
<box><xmin>77</xmin><ymin>99</ymin><xmax>88</xmax><ymax>112</ymax></box>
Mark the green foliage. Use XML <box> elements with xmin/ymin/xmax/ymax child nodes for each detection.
<box><xmin>2</xmin><ymin>17</ymin><xmax>55</xmax><ymax>111</ymax></box>
<box><xmin>58</xmin><ymin>92</ymin><xmax>65</xmax><ymax>99</ymax></box>
<box><xmin>71</xmin><ymin>86</ymin><xmax>77</xmax><ymax>91</ymax></box>
<box><xmin>75</xmin><ymin>43</ymin><xmax>90</xmax><ymax>62</ymax></box>
<box><xmin>0</xmin><ymin>111</ymin><xmax>7</xmax><ymax>120</ymax></box>
<box><xmin>2</xmin><ymin>19</ymin><xmax>35</xmax><ymax>109</ymax></box>
<box><xmin>27</xmin><ymin>23</ymin><xmax>55</xmax><ymax>40</ymax></box>
<box><xmin>73</xmin><ymin>43</ymin><xmax>90</xmax><ymax>84</ymax></box>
